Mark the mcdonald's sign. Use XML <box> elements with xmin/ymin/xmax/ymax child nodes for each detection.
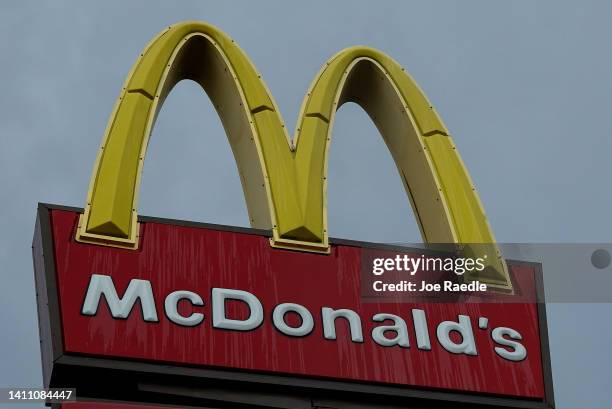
<box><xmin>33</xmin><ymin>22</ymin><xmax>554</xmax><ymax>409</ymax></box>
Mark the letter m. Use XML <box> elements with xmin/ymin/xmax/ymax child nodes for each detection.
<box><xmin>81</xmin><ymin>274</ymin><xmax>158</xmax><ymax>322</ymax></box>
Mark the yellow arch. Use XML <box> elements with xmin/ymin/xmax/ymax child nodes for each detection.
<box><xmin>76</xmin><ymin>21</ymin><xmax>510</xmax><ymax>289</ymax></box>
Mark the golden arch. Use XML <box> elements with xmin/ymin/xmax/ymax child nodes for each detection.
<box><xmin>76</xmin><ymin>21</ymin><xmax>510</xmax><ymax>289</ymax></box>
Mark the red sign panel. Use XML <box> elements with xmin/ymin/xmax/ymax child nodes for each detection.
<box><xmin>34</xmin><ymin>205</ymin><xmax>554</xmax><ymax>408</ymax></box>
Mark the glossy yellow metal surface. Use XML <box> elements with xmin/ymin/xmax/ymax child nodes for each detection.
<box><xmin>76</xmin><ymin>21</ymin><xmax>510</xmax><ymax>289</ymax></box>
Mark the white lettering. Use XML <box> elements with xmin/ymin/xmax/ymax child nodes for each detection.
<box><xmin>436</xmin><ymin>315</ymin><xmax>477</xmax><ymax>355</ymax></box>
<box><xmin>322</xmin><ymin>307</ymin><xmax>363</xmax><ymax>343</ymax></box>
<box><xmin>212</xmin><ymin>288</ymin><xmax>263</xmax><ymax>331</ymax></box>
<box><xmin>81</xmin><ymin>274</ymin><xmax>158</xmax><ymax>322</ymax></box>
<box><xmin>492</xmin><ymin>327</ymin><xmax>527</xmax><ymax>361</ymax></box>
<box><xmin>371</xmin><ymin>313</ymin><xmax>409</xmax><ymax>347</ymax></box>
<box><xmin>164</xmin><ymin>290</ymin><xmax>204</xmax><ymax>327</ymax></box>
<box><xmin>272</xmin><ymin>303</ymin><xmax>314</xmax><ymax>337</ymax></box>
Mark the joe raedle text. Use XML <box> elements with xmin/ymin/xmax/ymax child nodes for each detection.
<box><xmin>372</xmin><ymin>279</ymin><xmax>488</xmax><ymax>293</ymax></box>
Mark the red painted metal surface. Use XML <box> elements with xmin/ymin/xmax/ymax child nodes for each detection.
<box><xmin>49</xmin><ymin>209</ymin><xmax>545</xmax><ymax>398</ymax></box>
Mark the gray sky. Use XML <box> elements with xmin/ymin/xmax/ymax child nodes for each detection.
<box><xmin>1</xmin><ymin>1</ymin><xmax>611</xmax><ymax>408</ymax></box>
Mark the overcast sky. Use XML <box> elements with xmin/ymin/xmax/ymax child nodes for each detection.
<box><xmin>1</xmin><ymin>1</ymin><xmax>611</xmax><ymax>408</ymax></box>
